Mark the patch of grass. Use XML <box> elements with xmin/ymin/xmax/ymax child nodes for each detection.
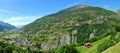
<box><xmin>0</xmin><ymin>32</ymin><xmax>3</xmax><ymax>34</ymax></box>
<box><xmin>102</xmin><ymin>42</ymin><xmax>120</xmax><ymax>53</ymax></box>
<box><xmin>76</xmin><ymin>36</ymin><xmax>110</xmax><ymax>53</ymax></box>
<box><xmin>3</xmin><ymin>33</ymin><xmax>21</xmax><ymax>39</ymax></box>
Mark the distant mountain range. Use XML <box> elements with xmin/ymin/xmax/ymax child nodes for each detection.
<box><xmin>0</xmin><ymin>21</ymin><xmax>17</xmax><ymax>32</ymax></box>
<box><xmin>16</xmin><ymin>25</ymin><xmax>24</xmax><ymax>29</ymax></box>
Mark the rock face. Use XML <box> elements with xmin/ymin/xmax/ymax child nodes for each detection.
<box><xmin>19</xmin><ymin>4</ymin><xmax>120</xmax><ymax>51</ymax></box>
<box><xmin>59</xmin><ymin>34</ymin><xmax>71</xmax><ymax>46</ymax></box>
<box><xmin>89</xmin><ymin>30</ymin><xmax>96</xmax><ymax>39</ymax></box>
<box><xmin>41</xmin><ymin>34</ymin><xmax>75</xmax><ymax>51</ymax></box>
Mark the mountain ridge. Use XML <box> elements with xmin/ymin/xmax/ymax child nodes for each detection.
<box><xmin>0</xmin><ymin>21</ymin><xmax>17</xmax><ymax>31</ymax></box>
<box><xmin>15</xmin><ymin>4</ymin><xmax>120</xmax><ymax>52</ymax></box>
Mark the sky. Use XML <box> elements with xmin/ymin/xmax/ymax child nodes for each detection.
<box><xmin>0</xmin><ymin>0</ymin><xmax>120</xmax><ymax>27</ymax></box>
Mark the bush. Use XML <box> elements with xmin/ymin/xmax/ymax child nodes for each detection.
<box><xmin>115</xmin><ymin>25</ymin><xmax>120</xmax><ymax>32</ymax></box>
<box><xmin>55</xmin><ymin>45</ymin><xmax>78</xmax><ymax>53</ymax></box>
<box><xmin>89</xmin><ymin>37</ymin><xmax>97</xmax><ymax>43</ymax></box>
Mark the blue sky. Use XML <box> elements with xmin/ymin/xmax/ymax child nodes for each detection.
<box><xmin>0</xmin><ymin>0</ymin><xmax>119</xmax><ymax>27</ymax></box>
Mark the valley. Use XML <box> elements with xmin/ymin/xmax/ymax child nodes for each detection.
<box><xmin>0</xmin><ymin>4</ymin><xmax>120</xmax><ymax>53</ymax></box>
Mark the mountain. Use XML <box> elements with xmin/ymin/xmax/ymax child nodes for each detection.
<box><xmin>15</xmin><ymin>4</ymin><xmax>120</xmax><ymax>52</ymax></box>
<box><xmin>116</xmin><ymin>9</ymin><xmax>120</xmax><ymax>15</ymax></box>
<box><xmin>0</xmin><ymin>21</ymin><xmax>17</xmax><ymax>31</ymax></box>
<box><xmin>16</xmin><ymin>25</ymin><xmax>24</xmax><ymax>29</ymax></box>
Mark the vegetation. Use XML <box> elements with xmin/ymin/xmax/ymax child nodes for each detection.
<box><xmin>0</xmin><ymin>5</ymin><xmax>120</xmax><ymax>53</ymax></box>
<box><xmin>76</xmin><ymin>36</ymin><xmax>111</xmax><ymax>53</ymax></box>
<box><xmin>54</xmin><ymin>45</ymin><xmax>78</xmax><ymax>53</ymax></box>
<box><xmin>18</xmin><ymin>5</ymin><xmax>120</xmax><ymax>51</ymax></box>
<box><xmin>75</xmin><ymin>31</ymin><xmax>120</xmax><ymax>53</ymax></box>
<box><xmin>102</xmin><ymin>42</ymin><xmax>120</xmax><ymax>53</ymax></box>
<box><xmin>0</xmin><ymin>41</ymin><xmax>41</xmax><ymax>53</ymax></box>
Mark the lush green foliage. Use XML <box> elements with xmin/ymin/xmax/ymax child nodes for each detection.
<box><xmin>97</xmin><ymin>38</ymin><xmax>114</xmax><ymax>53</ymax></box>
<box><xmin>102</xmin><ymin>42</ymin><xmax>120</xmax><ymax>53</ymax></box>
<box><xmin>18</xmin><ymin>5</ymin><xmax>120</xmax><ymax>52</ymax></box>
<box><xmin>0</xmin><ymin>42</ymin><xmax>41</xmax><ymax>53</ymax></box>
<box><xmin>21</xmin><ymin>5</ymin><xmax>120</xmax><ymax>45</ymax></box>
<box><xmin>76</xmin><ymin>31</ymin><xmax>120</xmax><ymax>53</ymax></box>
<box><xmin>76</xmin><ymin>36</ymin><xmax>111</xmax><ymax>53</ymax></box>
<box><xmin>0</xmin><ymin>5</ymin><xmax>120</xmax><ymax>53</ymax></box>
<box><xmin>54</xmin><ymin>45</ymin><xmax>78</xmax><ymax>53</ymax></box>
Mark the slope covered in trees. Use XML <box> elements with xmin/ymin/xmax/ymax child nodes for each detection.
<box><xmin>0</xmin><ymin>4</ymin><xmax>120</xmax><ymax>53</ymax></box>
<box><xmin>17</xmin><ymin>4</ymin><xmax>120</xmax><ymax>52</ymax></box>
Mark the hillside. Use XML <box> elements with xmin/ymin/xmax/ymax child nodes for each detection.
<box><xmin>116</xmin><ymin>9</ymin><xmax>120</xmax><ymax>13</ymax></box>
<box><xmin>76</xmin><ymin>36</ymin><xmax>111</xmax><ymax>53</ymax></box>
<box><xmin>102</xmin><ymin>42</ymin><xmax>120</xmax><ymax>53</ymax></box>
<box><xmin>0</xmin><ymin>41</ymin><xmax>41</xmax><ymax>53</ymax></box>
<box><xmin>0</xmin><ymin>21</ymin><xmax>17</xmax><ymax>32</ymax></box>
<box><xmin>16</xmin><ymin>4</ymin><xmax>120</xmax><ymax>52</ymax></box>
<box><xmin>101</xmin><ymin>32</ymin><xmax>120</xmax><ymax>53</ymax></box>
<box><xmin>116</xmin><ymin>9</ymin><xmax>120</xmax><ymax>16</ymax></box>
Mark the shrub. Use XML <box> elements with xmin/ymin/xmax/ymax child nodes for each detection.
<box><xmin>55</xmin><ymin>45</ymin><xmax>78</xmax><ymax>53</ymax></box>
<box><xmin>89</xmin><ymin>37</ymin><xmax>97</xmax><ymax>43</ymax></box>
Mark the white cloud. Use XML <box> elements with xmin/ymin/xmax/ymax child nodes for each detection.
<box><xmin>0</xmin><ymin>9</ymin><xmax>16</xmax><ymax>14</ymax></box>
<box><xmin>2</xmin><ymin>16</ymin><xmax>43</xmax><ymax>26</ymax></box>
<box><xmin>104</xmin><ymin>5</ymin><xmax>110</xmax><ymax>8</ymax></box>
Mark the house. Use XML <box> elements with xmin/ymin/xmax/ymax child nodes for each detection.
<box><xmin>84</xmin><ymin>42</ymin><xmax>92</xmax><ymax>48</ymax></box>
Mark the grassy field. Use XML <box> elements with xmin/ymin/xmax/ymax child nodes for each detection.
<box><xmin>76</xmin><ymin>36</ymin><xmax>110</xmax><ymax>53</ymax></box>
<box><xmin>102</xmin><ymin>42</ymin><xmax>120</xmax><ymax>53</ymax></box>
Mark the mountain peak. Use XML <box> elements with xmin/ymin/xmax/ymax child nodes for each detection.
<box><xmin>56</xmin><ymin>4</ymin><xmax>89</xmax><ymax>14</ymax></box>
<box><xmin>75</xmin><ymin>4</ymin><xmax>88</xmax><ymax>8</ymax></box>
